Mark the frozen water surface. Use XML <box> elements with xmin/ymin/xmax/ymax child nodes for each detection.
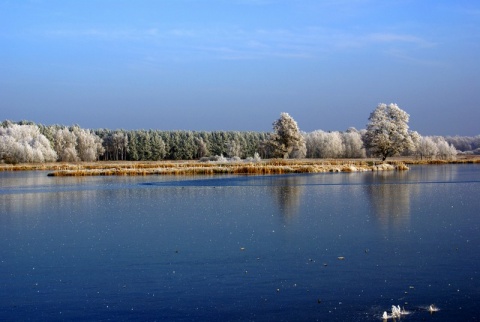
<box><xmin>0</xmin><ymin>165</ymin><xmax>479</xmax><ymax>321</ymax></box>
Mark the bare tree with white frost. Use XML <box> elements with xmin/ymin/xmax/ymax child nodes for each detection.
<box><xmin>305</xmin><ymin>130</ymin><xmax>344</xmax><ymax>158</ymax></box>
<box><xmin>73</xmin><ymin>126</ymin><xmax>105</xmax><ymax>161</ymax></box>
<box><xmin>53</xmin><ymin>126</ymin><xmax>104</xmax><ymax>162</ymax></box>
<box><xmin>268</xmin><ymin>113</ymin><xmax>306</xmax><ymax>159</ymax></box>
<box><xmin>414</xmin><ymin>136</ymin><xmax>457</xmax><ymax>160</ymax></box>
<box><xmin>225</xmin><ymin>140</ymin><xmax>242</xmax><ymax>158</ymax></box>
<box><xmin>432</xmin><ymin>136</ymin><xmax>457</xmax><ymax>160</ymax></box>
<box><xmin>304</xmin><ymin>129</ymin><xmax>365</xmax><ymax>159</ymax></box>
<box><xmin>54</xmin><ymin>127</ymin><xmax>79</xmax><ymax>161</ymax></box>
<box><xmin>363</xmin><ymin>103</ymin><xmax>415</xmax><ymax>161</ymax></box>
<box><xmin>343</xmin><ymin>129</ymin><xmax>366</xmax><ymax>158</ymax></box>
<box><xmin>416</xmin><ymin>136</ymin><xmax>439</xmax><ymax>160</ymax></box>
<box><xmin>0</xmin><ymin>124</ymin><xmax>57</xmax><ymax>163</ymax></box>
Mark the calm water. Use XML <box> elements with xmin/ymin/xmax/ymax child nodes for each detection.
<box><xmin>0</xmin><ymin>165</ymin><xmax>479</xmax><ymax>321</ymax></box>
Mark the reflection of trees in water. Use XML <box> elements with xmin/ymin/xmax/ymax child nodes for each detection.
<box><xmin>408</xmin><ymin>164</ymin><xmax>460</xmax><ymax>183</ymax></box>
<box><xmin>366</xmin><ymin>165</ymin><xmax>464</xmax><ymax>231</ymax></box>
<box><xmin>269</xmin><ymin>175</ymin><xmax>306</xmax><ymax>222</ymax></box>
<box><xmin>365</xmin><ymin>171</ymin><xmax>417</xmax><ymax>230</ymax></box>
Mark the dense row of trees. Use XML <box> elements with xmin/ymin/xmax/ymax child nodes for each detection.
<box><xmin>305</xmin><ymin>129</ymin><xmax>366</xmax><ymax>158</ymax></box>
<box><xmin>444</xmin><ymin>135</ymin><xmax>480</xmax><ymax>155</ymax></box>
<box><xmin>0</xmin><ymin>123</ymin><xmax>57</xmax><ymax>163</ymax></box>
<box><xmin>0</xmin><ymin>104</ymin><xmax>475</xmax><ymax>164</ymax></box>
<box><xmin>415</xmin><ymin>136</ymin><xmax>458</xmax><ymax>160</ymax></box>
<box><xmin>94</xmin><ymin>129</ymin><xmax>269</xmax><ymax>161</ymax></box>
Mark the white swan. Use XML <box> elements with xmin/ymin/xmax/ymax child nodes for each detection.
<box><xmin>382</xmin><ymin>305</ymin><xmax>410</xmax><ymax>319</ymax></box>
<box><xmin>382</xmin><ymin>311</ymin><xmax>389</xmax><ymax>320</ymax></box>
<box><xmin>391</xmin><ymin>305</ymin><xmax>401</xmax><ymax>318</ymax></box>
<box><xmin>429</xmin><ymin>304</ymin><xmax>439</xmax><ymax>313</ymax></box>
<box><xmin>400</xmin><ymin>307</ymin><xmax>410</xmax><ymax>315</ymax></box>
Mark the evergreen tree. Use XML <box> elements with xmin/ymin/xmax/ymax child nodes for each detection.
<box><xmin>150</xmin><ymin>131</ymin><xmax>166</xmax><ymax>160</ymax></box>
<box><xmin>268</xmin><ymin>113</ymin><xmax>306</xmax><ymax>159</ymax></box>
<box><xmin>127</xmin><ymin>131</ymin><xmax>140</xmax><ymax>161</ymax></box>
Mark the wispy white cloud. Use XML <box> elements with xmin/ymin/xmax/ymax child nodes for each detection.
<box><xmin>383</xmin><ymin>48</ymin><xmax>443</xmax><ymax>66</ymax></box>
<box><xmin>43</xmin><ymin>28</ymin><xmax>138</xmax><ymax>40</ymax></box>
<box><xmin>366</xmin><ymin>32</ymin><xmax>436</xmax><ymax>47</ymax></box>
<box><xmin>35</xmin><ymin>25</ymin><xmax>436</xmax><ymax>63</ymax></box>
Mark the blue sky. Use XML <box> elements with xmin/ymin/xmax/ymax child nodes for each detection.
<box><xmin>1</xmin><ymin>0</ymin><xmax>479</xmax><ymax>135</ymax></box>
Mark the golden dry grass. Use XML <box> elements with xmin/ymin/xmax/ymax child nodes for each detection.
<box><xmin>0</xmin><ymin>156</ymin><xmax>478</xmax><ymax>177</ymax></box>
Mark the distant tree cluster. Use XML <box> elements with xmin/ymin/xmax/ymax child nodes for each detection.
<box><xmin>0</xmin><ymin>122</ymin><xmax>57</xmax><ymax>163</ymax></box>
<box><xmin>49</xmin><ymin>125</ymin><xmax>104</xmax><ymax>162</ymax></box>
<box><xmin>444</xmin><ymin>135</ymin><xmax>480</xmax><ymax>155</ymax></box>
<box><xmin>304</xmin><ymin>128</ymin><xmax>366</xmax><ymax>159</ymax></box>
<box><xmin>94</xmin><ymin>129</ymin><xmax>269</xmax><ymax>161</ymax></box>
<box><xmin>1</xmin><ymin>103</ymin><xmax>476</xmax><ymax>164</ymax></box>
<box><xmin>414</xmin><ymin>136</ymin><xmax>458</xmax><ymax>160</ymax></box>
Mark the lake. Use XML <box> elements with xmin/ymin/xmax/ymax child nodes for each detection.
<box><xmin>0</xmin><ymin>165</ymin><xmax>479</xmax><ymax>321</ymax></box>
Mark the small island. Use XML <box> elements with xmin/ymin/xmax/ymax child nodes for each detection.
<box><xmin>0</xmin><ymin>156</ymin><xmax>478</xmax><ymax>177</ymax></box>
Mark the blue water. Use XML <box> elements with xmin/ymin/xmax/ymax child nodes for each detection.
<box><xmin>0</xmin><ymin>165</ymin><xmax>479</xmax><ymax>321</ymax></box>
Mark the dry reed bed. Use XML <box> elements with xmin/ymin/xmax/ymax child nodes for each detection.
<box><xmin>45</xmin><ymin>161</ymin><xmax>397</xmax><ymax>176</ymax></box>
<box><xmin>1</xmin><ymin>157</ymin><xmax>478</xmax><ymax>176</ymax></box>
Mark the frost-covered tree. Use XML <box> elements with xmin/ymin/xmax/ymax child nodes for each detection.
<box><xmin>416</xmin><ymin>136</ymin><xmax>439</xmax><ymax>160</ymax></box>
<box><xmin>73</xmin><ymin>126</ymin><xmax>104</xmax><ymax>161</ymax></box>
<box><xmin>304</xmin><ymin>132</ymin><xmax>318</xmax><ymax>158</ymax></box>
<box><xmin>150</xmin><ymin>131</ymin><xmax>166</xmax><ymax>160</ymax></box>
<box><xmin>226</xmin><ymin>140</ymin><xmax>241</xmax><ymax>158</ymax></box>
<box><xmin>0</xmin><ymin>124</ymin><xmax>57</xmax><ymax>163</ymax></box>
<box><xmin>445</xmin><ymin>135</ymin><xmax>480</xmax><ymax>153</ymax></box>
<box><xmin>433</xmin><ymin>137</ymin><xmax>457</xmax><ymax>160</ymax></box>
<box><xmin>342</xmin><ymin>130</ymin><xmax>366</xmax><ymax>158</ymax></box>
<box><xmin>404</xmin><ymin>130</ymin><xmax>421</xmax><ymax>156</ymax></box>
<box><xmin>195</xmin><ymin>137</ymin><xmax>209</xmax><ymax>159</ymax></box>
<box><xmin>126</xmin><ymin>131</ymin><xmax>140</xmax><ymax>161</ymax></box>
<box><xmin>414</xmin><ymin>136</ymin><xmax>457</xmax><ymax>160</ymax></box>
<box><xmin>54</xmin><ymin>127</ymin><xmax>79</xmax><ymax>161</ymax></box>
<box><xmin>363</xmin><ymin>103</ymin><xmax>415</xmax><ymax>161</ymax></box>
<box><xmin>305</xmin><ymin>130</ymin><xmax>344</xmax><ymax>158</ymax></box>
<box><xmin>53</xmin><ymin>126</ymin><xmax>104</xmax><ymax>162</ymax></box>
<box><xmin>246</xmin><ymin>152</ymin><xmax>261</xmax><ymax>162</ymax></box>
<box><xmin>305</xmin><ymin>129</ymin><xmax>366</xmax><ymax>159</ymax></box>
<box><xmin>112</xmin><ymin>132</ymin><xmax>128</xmax><ymax>161</ymax></box>
<box><xmin>268</xmin><ymin>112</ymin><xmax>306</xmax><ymax>159</ymax></box>
<box><xmin>139</xmin><ymin>131</ymin><xmax>153</xmax><ymax>160</ymax></box>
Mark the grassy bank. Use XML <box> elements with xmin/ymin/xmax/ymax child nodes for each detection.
<box><xmin>1</xmin><ymin>156</ymin><xmax>479</xmax><ymax>176</ymax></box>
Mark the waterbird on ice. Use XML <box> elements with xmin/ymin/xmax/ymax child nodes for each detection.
<box><xmin>429</xmin><ymin>304</ymin><xmax>439</xmax><ymax>313</ymax></box>
<box><xmin>382</xmin><ymin>311</ymin><xmax>389</xmax><ymax>320</ymax></box>
<box><xmin>382</xmin><ymin>305</ymin><xmax>410</xmax><ymax>319</ymax></box>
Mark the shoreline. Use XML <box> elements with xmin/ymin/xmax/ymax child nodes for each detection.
<box><xmin>1</xmin><ymin>156</ymin><xmax>479</xmax><ymax>176</ymax></box>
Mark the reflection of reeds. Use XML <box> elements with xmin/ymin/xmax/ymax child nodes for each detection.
<box><xmin>0</xmin><ymin>156</ymin><xmax>478</xmax><ymax>176</ymax></box>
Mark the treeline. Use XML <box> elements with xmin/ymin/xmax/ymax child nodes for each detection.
<box><xmin>304</xmin><ymin>129</ymin><xmax>366</xmax><ymax>158</ymax></box>
<box><xmin>0</xmin><ymin>119</ymin><xmax>478</xmax><ymax>164</ymax></box>
<box><xmin>0</xmin><ymin>120</ymin><xmax>269</xmax><ymax>163</ymax></box>
<box><xmin>94</xmin><ymin>129</ymin><xmax>269</xmax><ymax>161</ymax></box>
<box><xmin>444</xmin><ymin>135</ymin><xmax>480</xmax><ymax>155</ymax></box>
